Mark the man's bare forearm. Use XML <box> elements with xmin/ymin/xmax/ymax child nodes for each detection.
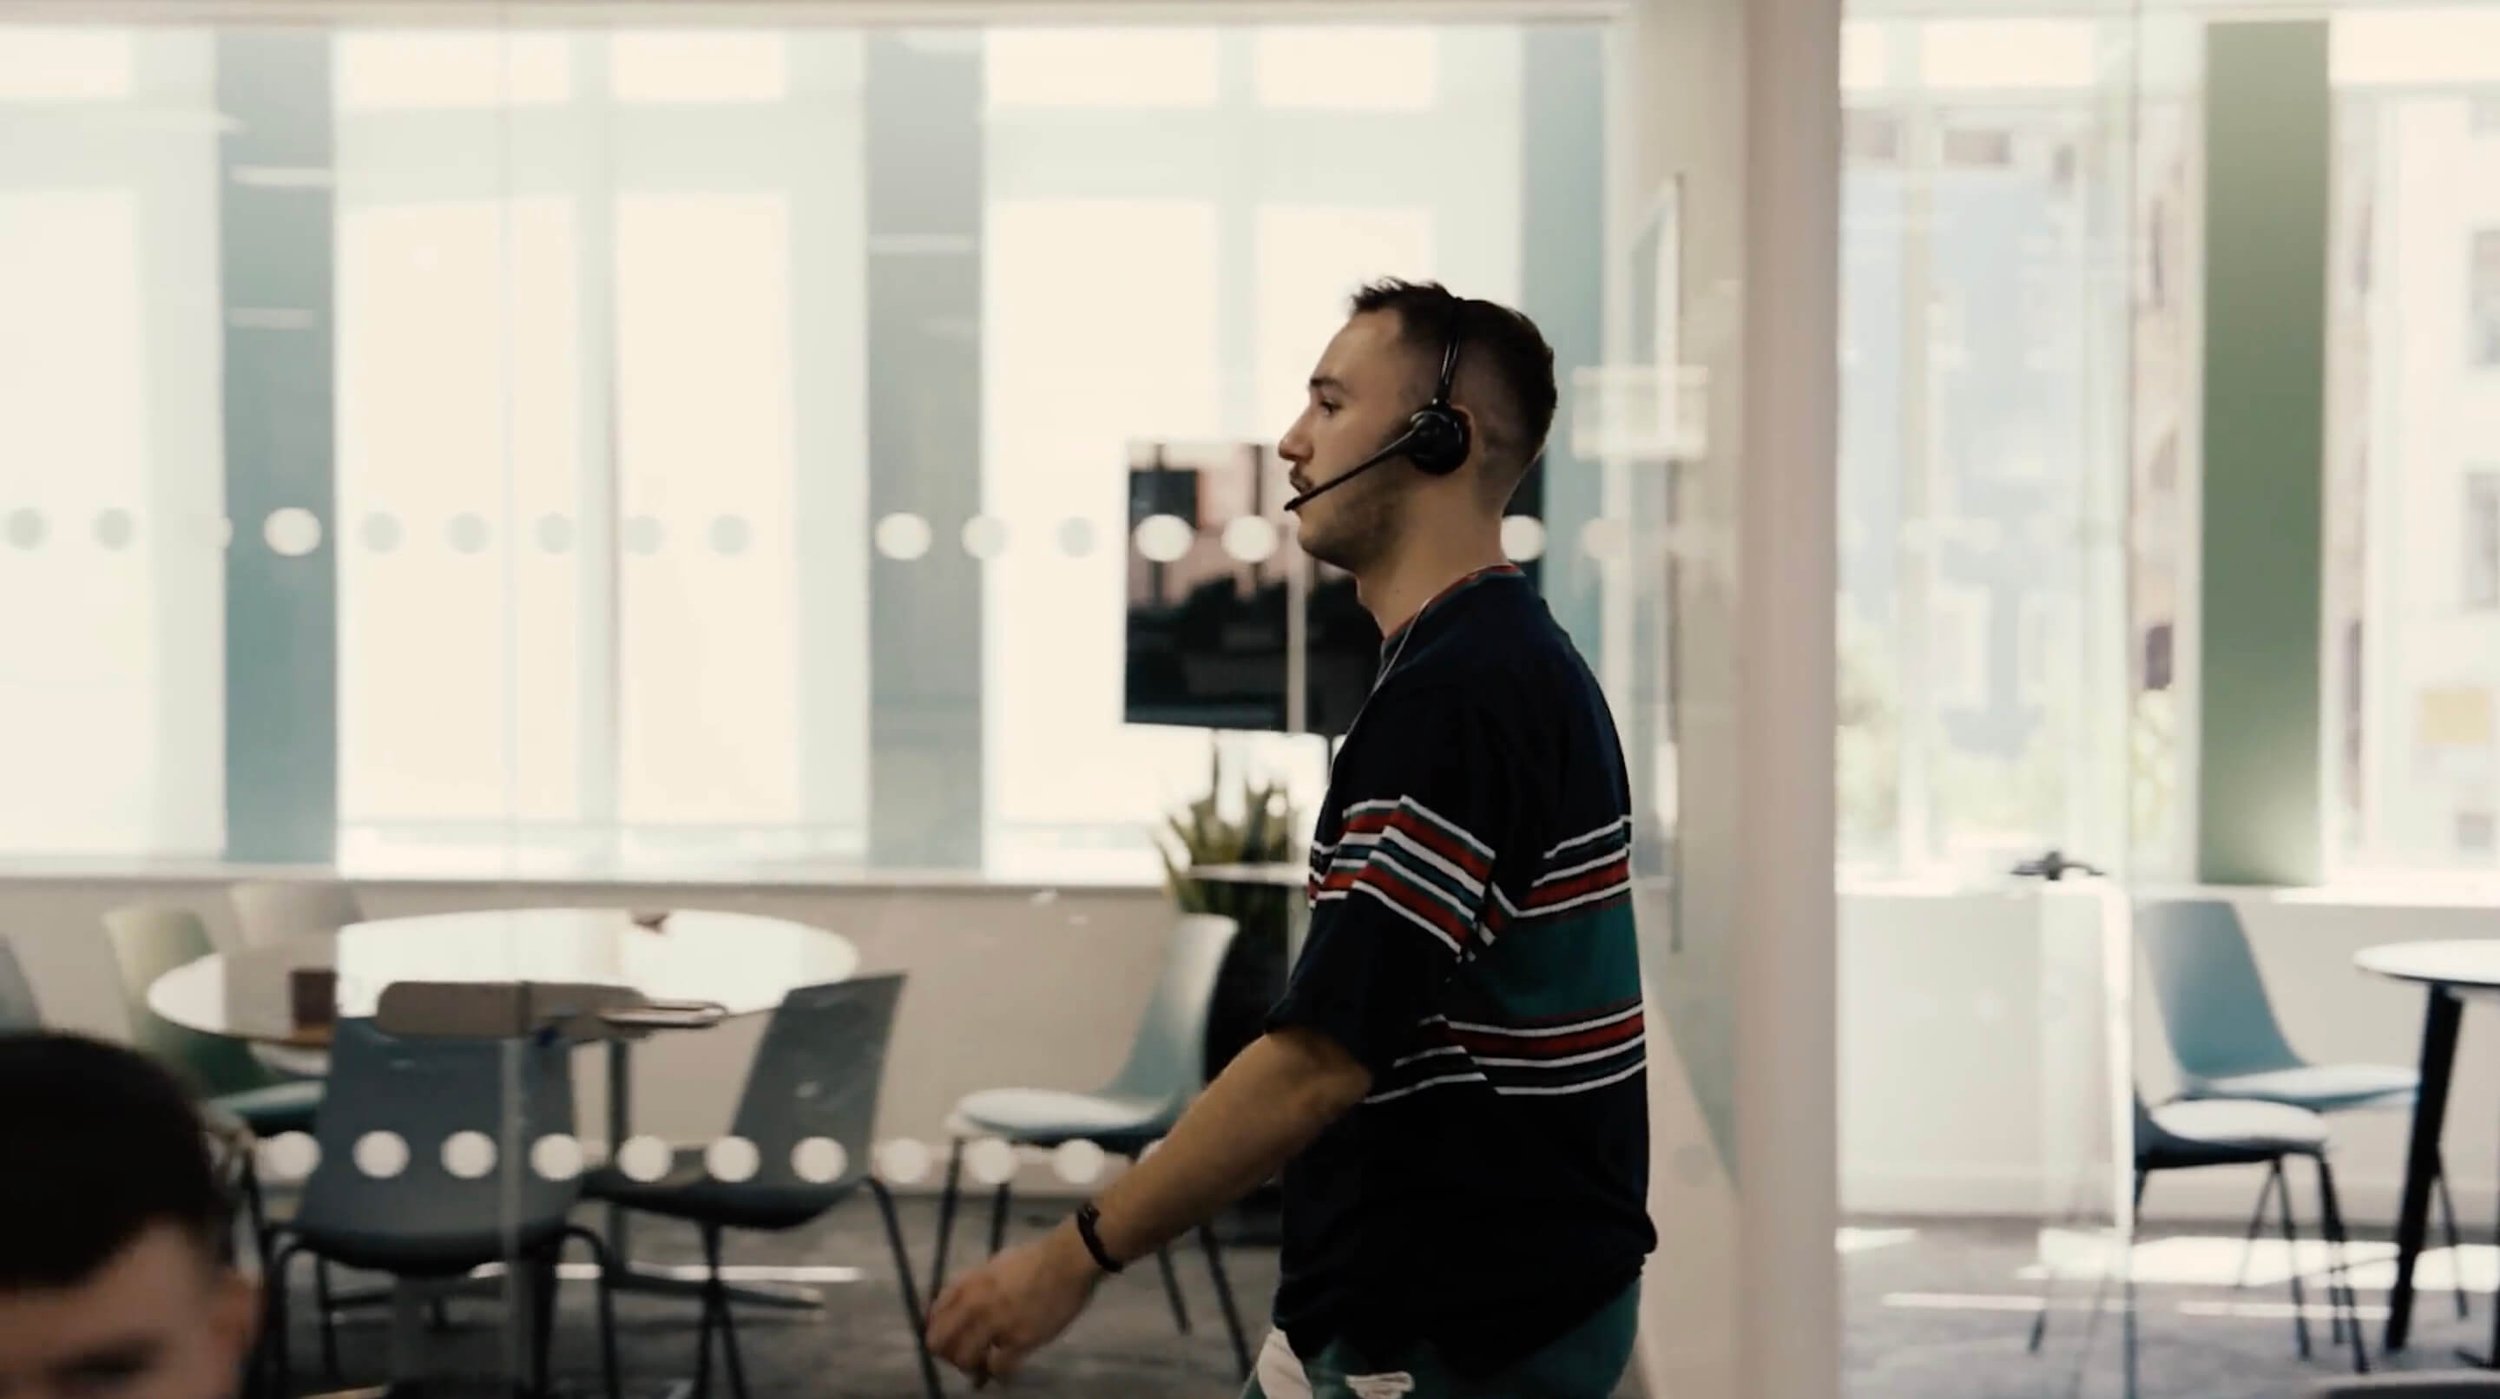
<box><xmin>1078</xmin><ymin>1026</ymin><xmax>1370</xmax><ymax>1266</ymax></box>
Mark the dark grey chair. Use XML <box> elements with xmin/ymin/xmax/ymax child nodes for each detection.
<box><xmin>261</xmin><ymin>1019</ymin><xmax>618</xmax><ymax>1399</ymax></box>
<box><xmin>583</xmin><ymin>975</ymin><xmax>941</xmax><ymax>1399</ymax></box>
<box><xmin>2031</xmin><ymin>1091</ymin><xmax>2368</xmax><ymax>1377</ymax></box>
<box><xmin>0</xmin><ymin>936</ymin><xmax>39</xmax><ymax>1030</ymax></box>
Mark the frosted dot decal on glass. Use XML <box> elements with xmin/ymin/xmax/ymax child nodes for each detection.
<box><xmin>617</xmin><ymin>1135</ymin><xmax>673</xmax><ymax>1184</ymax></box>
<box><xmin>264</xmin><ymin>508</ymin><xmax>323</xmax><ymax>558</ymax></box>
<box><xmin>93</xmin><ymin>509</ymin><xmax>135</xmax><ymax>550</ymax></box>
<box><xmin>962</xmin><ymin>515</ymin><xmax>1009</xmax><ymax>560</ymax></box>
<box><xmin>1501</xmin><ymin>515</ymin><xmax>1547</xmax><ymax>562</ymax></box>
<box><xmin>257</xmin><ymin>1132</ymin><xmax>320</xmax><ymax>1183</ymax></box>
<box><xmin>967</xmin><ymin>1138</ymin><xmax>1018</xmax><ymax>1186</ymax></box>
<box><xmin>5</xmin><ymin>509</ymin><xmax>46</xmax><ymax>550</ymax></box>
<box><xmin>705</xmin><ymin>1135</ymin><xmax>761</xmax><ymax>1183</ymax></box>
<box><xmin>1132</xmin><ymin>514</ymin><xmax>1192</xmax><ymax>564</ymax></box>
<box><xmin>536</xmin><ymin>514</ymin><xmax>575</xmax><ymax>554</ymax></box>
<box><xmin>1056</xmin><ymin>518</ymin><xmax>1097</xmax><ymax>558</ymax></box>
<box><xmin>875</xmin><ymin>1138</ymin><xmax>932</xmax><ymax>1185</ymax></box>
<box><xmin>353</xmin><ymin>1130</ymin><xmax>409</xmax><ymax>1180</ymax></box>
<box><xmin>874</xmin><ymin>513</ymin><xmax>931</xmax><ymax>561</ymax></box>
<box><xmin>1221</xmin><ymin>516</ymin><xmax>1279</xmax><ymax>564</ymax></box>
<box><xmin>710</xmin><ymin>515</ymin><xmax>752</xmax><ymax>557</ymax></box>
<box><xmin>623</xmin><ymin>515</ymin><xmax>665</xmax><ymax>556</ymax></box>
<box><xmin>442</xmin><ymin>1130</ymin><xmax>497</xmax><ymax>1180</ymax></box>
<box><xmin>531</xmin><ymin>1134</ymin><xmax>585</xmax><ymax>1182</ymax></box>
<box><xmin>1579</xmin><ymin>517</ymin><xmax>1630</xmax><ymax>564</ymax></box>
<box><xmin>1052</xmin><ymin>1139</ymin><xmax>1107</xmax><ymax>1186</ymax></box>
<box><xmin>446</xmin><ymin>512</ymin><xmax>490</xmax><ymax>554</ymax></box>
<box><xmin>793</xmin><ymin>1138</ymin><xmax>847</xmax><ymax>1185</ymax></box>
<box><xmin>361</xmin><ymin>512</ymin><xmax>403</xmax><ymax>553</ymax></box>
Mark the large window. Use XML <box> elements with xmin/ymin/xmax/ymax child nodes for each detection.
<box><xmin>2328</xmin><ymin>11</ymin><xmax>2500</xmax><ymax>872</ymax></box>
<box><xmin>0</xmin><ymin>20</ymin><xmax>1601</xmax><ymax>877</ymax></box>
<box><xmin>331</xmin><ymin>30</ymin><xmax>869</xmax><ymax>870</ymax></box>
<box><xmin>0</xmin><ymin>28</ymin><xmax>221</xmax><ymax>858</ymax></box>
<box><xmin>1835</xmin><ymin>15</ymin><xmax>2177</xmax><ymax>879</ymax></box>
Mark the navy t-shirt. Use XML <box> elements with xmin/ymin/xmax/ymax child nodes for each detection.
<box><xmin>1265</xmin><ymin>564</ymin><xmax>1656</xmax><ymax>1376</ymax></box>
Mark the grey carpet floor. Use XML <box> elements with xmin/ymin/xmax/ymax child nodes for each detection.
<box><xmin>267</xmin><ymin>1204</ymin><xmax>2500</xmax><ymax>1398</ymax></box>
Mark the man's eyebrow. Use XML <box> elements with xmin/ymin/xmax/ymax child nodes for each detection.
<box><xmin>52</xmin><ymin>1334</ymin><xmax>163</xmax><ymax>1377</ymax></box>
<box><xmin>1309</xmin><ymin>374</ymin><xmax>1346</xmax><ymax>394</ymax></box>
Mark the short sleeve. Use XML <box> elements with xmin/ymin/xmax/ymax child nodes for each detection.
<box><xmin>1265</xmin><ymin>696</ymin><xmax>1512</xmax><ymax>1077</ymax></box>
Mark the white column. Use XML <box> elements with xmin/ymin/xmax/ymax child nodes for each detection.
<box><xmin>1623</xmin><ymin>0</ymin><xmax>1839</xmax><ymax>1394</ymax></box>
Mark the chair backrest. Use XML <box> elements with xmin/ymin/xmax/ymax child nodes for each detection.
<box><xmin>0</xmin><ymin>936</ymin><xmax>39</xmax><ymax>1030</ymax></box>
<box><xmin>230</xmin><ymin>879</ymin><xmax>365</xmax><ymax>949</ymax></box>
<box><xmin>2136</xmin><ymin>897</ymin><xmax>2303</xmax><ymax>1084</ymax></box>
<box><xmin>1100</xmin><ymin>915</ymin><xmax>1243</xmax><ymax>1116</ymax></box>
<box><xmin>728</xmin><ymin>974</ymin><xmax>907</xmax><ymax>1198</ymax></box>
<box><xmin>295</xmin><ymin>1017</ymin><xmax>579</xmax><ymax>1254</ymax></box>
<box><xmin>101</xmin><ymin>904</ymin><xmax>271</xmax><ymax>1098</ymax></box>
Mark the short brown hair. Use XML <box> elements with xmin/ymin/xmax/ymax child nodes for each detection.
<box><xmin>0</xmin><ymin>1032</ymin><xmax>227</xmax><ymax>1289</ymax></box>
<box><xmin>1347</xmin><ymin>278</ymin><xmax>1559</xmax><ymax>487</ymax></box>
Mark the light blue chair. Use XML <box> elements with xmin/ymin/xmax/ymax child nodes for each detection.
<box><xmin>2138</xmin><ymin>898</ymin><xmax>2465</xmax><ymax>1314</ymax></box>
<box><xmin>102</xmin><ymin>904</ymin><xmax>323</xmax><ymax>1138</ymax></box>
<box><xmin>929</xmin><ymin>913</ymin><xmax>1249</xmax><ymax>1377</ymax></box>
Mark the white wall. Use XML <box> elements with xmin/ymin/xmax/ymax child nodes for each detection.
<box><xmin>0</xmin><ymin>873</ymin><xmax>1177</xmax><ymax>1198</ymax></box>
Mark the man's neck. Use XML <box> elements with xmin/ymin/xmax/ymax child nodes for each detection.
<box><xmin>1356</xmin><ymin>537</ymin><xmax>1514</xmax><ymax>639</ymax></box>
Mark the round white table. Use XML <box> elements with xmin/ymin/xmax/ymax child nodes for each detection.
<box><xmin>2356</xmin><ymin>939</ymin><xmax>2500</xmax><ymax>1360</ymax></box>
<box><xmin>150</xmin><ymin>907</ymin><xmax>860</xmax><ymax>1316</ymax></box>
<box><xmin>149</xmin><ymin>907</ymin><xmax>858</xmax><ymax>1044</ymax></box>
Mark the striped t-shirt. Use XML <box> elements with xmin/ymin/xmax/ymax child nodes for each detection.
<box><xmin>1264</xmin><ymin>564</ymin><xmax>1656</xmax><ymax>1377</ymax></box>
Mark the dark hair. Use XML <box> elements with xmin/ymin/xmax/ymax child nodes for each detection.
<box><xmin>0</xmin><ymin>1032</ymin><xmax>227</xmax><ymax>1289</ymax></box>
<box><xmin>1347</xmin><ymin>278</ymin><xmax>1559</xmax><ymax>477</ymax></box>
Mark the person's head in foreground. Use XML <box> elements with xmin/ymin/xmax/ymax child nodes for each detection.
<box><xmin>1279</xmin><ymin>277</ymin><xmax>1558</xmax><ymax>586</ymax></box>
<box><xmin>0</xmin><ymin>1033</ymin><xmax>258</xmax><ymax>1399</ymax></box>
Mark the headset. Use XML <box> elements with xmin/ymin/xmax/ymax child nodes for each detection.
<box><xmin>1284</xmin><ymin>332</ymin><xmax>1472</xmax><ymax>513</ymax></box>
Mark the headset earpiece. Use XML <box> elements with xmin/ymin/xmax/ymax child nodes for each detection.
<box><xmin>1403</xmin><ymin>332</ymin><xmax>1472</xmax><ymax>476</ymax></box>
<box><xmin>1401</xmin><ymin>405</ymin><xmax>1470</xmax><ymax>476</ymax></box>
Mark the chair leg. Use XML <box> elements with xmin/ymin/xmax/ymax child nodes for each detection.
<box><xmin>532</xmin><ymin>1252</ymin><xmax>562</xmax><ymax>1399</ymax></box>
<box><xmin>2315</xmin><ymin>1155</ymin><xmax>2370</xmax><ymax>1374</ymax></box>
<box><xmin>690</xmin><ymin>1240</ymin><xmax>718</xmax><ymax>1399</ymax></box>
<box><xmin>2275</xmin><ymin>1155</ymin><xmax>2314</xmax><ymax>1360</ymax></box>
<box><xmin>871</xmin><ymin>1178</ymin><xmax>948</xmax><ymax>1399</ymax></box>
<box><xmin>1155</xmin><ymin>1246</ymin><xmax>1193</xmax><ymax>1334</ymax></box>
<box><xmin>700</xmin><ymin>1226</ymin><xmax>750</xmax><ymax>1399</ymax></box>
<box><xmin>561</xmin><ymin>1226</ymin><xmax>624</xmax><ymax>1399</ymax></box>
<box><xmin>2233</xmin><ymin>1162</ymin><xmax>2284</xmax><ymax>1291</ymax></box>
<box><xmin>314</xmin><ymin>1261</ymin><xmax>342</xmax><ymax>1380</ymax></box>
<box><xmin>260</xmin><ymin>1238</ymin><xmax>301</xmax><ymax>1399</ymax></box>
<box><xmin>930</xmin><ymin>1137</ymin><xmax>965</xmax><ymax>1298</ymax></box>
<box><xmin>1196</xmin><ymin>1224</ymin><xmax>1252</xmax><ymax>1379</ymax></box>
<box><xmin>2437</xmin><ymin>1161</ymin><xmax>2471</xmax><ymax>1319</ymax></box>
<box><xmin>987</xmin><ymin>1182</ymin><xmax>1013</xmax><ymax>1259</ymax></box>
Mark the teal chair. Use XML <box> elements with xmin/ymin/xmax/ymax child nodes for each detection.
<box><xmin>0</xmin><ymin>936</ymin><xmax>39</xmax><ymax>1030</ymax></box>
<box><xmin>929</xmin><ymin>913</ymin><xmax>1250</xmax><ymax>1377</ymax></box>
<box><xmin>2138</xmin><ymin>898</ymin><xmax>2465</xmax><ymax>1314</ymax></box>
<box><xmin>103</xmin><ymin>904</ymin><xmax>323</xmax><ymax>1137</ymax></box>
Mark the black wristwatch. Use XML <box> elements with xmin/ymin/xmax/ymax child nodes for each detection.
<box><xmin>1073</xmin><ymin>1201</ymin><xmax>1125</xmax><ymax>1275</ymax></box>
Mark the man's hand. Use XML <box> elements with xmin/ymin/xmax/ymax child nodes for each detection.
<box><xmin>925</xmin><ymin>1221</ymin><xmax>1103</xmax><ymax>1385</ymax></box>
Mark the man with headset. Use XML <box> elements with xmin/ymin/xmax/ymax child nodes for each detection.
<box><xmin>927</xmin><ymin>279</ymin><xmax>1655</xmax><ymax>1398</ymax></box>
